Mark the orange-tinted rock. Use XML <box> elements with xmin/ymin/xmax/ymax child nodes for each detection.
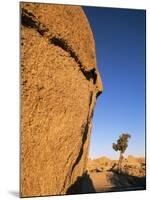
<box><xmin>21</xmin><ymin>2</ymin><xmax>102</xmax><ymax>197</ymax></box>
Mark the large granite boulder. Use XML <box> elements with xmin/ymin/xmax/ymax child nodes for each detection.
<box><xmin>21</xmin><ymin>2</ymin><xmax>102</xmax><ymax>197</ymax></box>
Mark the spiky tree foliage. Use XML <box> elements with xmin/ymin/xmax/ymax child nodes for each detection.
<box><xmin>112</xmin><ymin>133</ymin><xmax>131</xmax><ymax>173</ymax></box>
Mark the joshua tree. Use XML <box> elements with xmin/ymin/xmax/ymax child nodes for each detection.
<box><xmin>112</xmin><ymin>133</ymin><xmax>131</xmax><ymax>173</ymax></box>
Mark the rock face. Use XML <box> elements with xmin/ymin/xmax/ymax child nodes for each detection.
<box><xmin>21</xmin><ymin>3</ymin><xmax>102</xmax><ymax>197</ymax></box>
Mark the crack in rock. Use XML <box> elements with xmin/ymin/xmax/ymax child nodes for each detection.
<box><xmin>21</xmin><ymin>8</ymin><xmax>49</xmax><ymax>35</ymax></box>
<box><xmin>70</xmin><ymin>92</ymin><xmax>94</xmax><ymax>177</ymax></box>
<box><xmin>21</xmin><ymin>8</ymin><xmax>98</xmax><ymax>84</ymax></box>
<box><xmin>50</xmin><ymin>37</ymin><xmax>97</xmax><ymax>84</ymax></box>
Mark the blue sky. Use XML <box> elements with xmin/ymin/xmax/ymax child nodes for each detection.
<box><xmin>83</xmin><ymin>6</ymin><xmax>146</xmax><ymax>159</ymax></box>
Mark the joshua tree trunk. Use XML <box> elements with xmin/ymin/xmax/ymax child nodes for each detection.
<box><xmin>118</xmin><ymin>152</ymin><xmax>123</xmax><ymax>173</ymax></box>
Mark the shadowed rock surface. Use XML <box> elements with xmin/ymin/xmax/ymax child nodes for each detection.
<box><xmin>21</xmin><ymin>2</ymin><xmax>102</xmax><ymax>197</ymax></box>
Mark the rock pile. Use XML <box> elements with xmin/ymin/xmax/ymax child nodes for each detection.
<box><xmin>87</xmin><ymin>156</ymin><xmax>145</xmax><ymax>177</ymax></box>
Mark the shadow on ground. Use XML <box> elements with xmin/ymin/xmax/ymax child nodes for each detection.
<box><xmin>67</xmin><ymin>171</ymin><xmax>96</xmax><ymax>194</ymax></box>
<box><xmin>108</xmin><ymin>171</ymin><xmax>146</xmax><ymax>191</ymax></box>
<box><xmin>67</xmin><ymin>170</ymin><xmax>146</xmax><ymax>194</ymax></box>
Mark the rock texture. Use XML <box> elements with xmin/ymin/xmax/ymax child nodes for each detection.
<box><xmin>21</xmin><ymin>2</ymin><xmax>102</xmax><ymax>197</ymax></box>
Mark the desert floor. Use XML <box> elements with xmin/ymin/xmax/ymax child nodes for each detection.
<box><xmin>79</xmin><ymin>156</ymin><xmax>146</xmax><ymax>194</ymax></box>
<box><xmin>83</xmin><ymin>171</ymin><xmax>146</xmax><ymax>193</ymax></box>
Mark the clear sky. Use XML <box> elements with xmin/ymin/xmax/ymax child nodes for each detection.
<box><xmin>83</xmin><ymin>6</ymin><xmax>146</xmax><ymax>159</ymax></box>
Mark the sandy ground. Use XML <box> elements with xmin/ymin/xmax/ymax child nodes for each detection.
<box><xmin>81</xmin><ymin>171</ymin><xmax>146</xmax><ymax>193</ymax></box>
